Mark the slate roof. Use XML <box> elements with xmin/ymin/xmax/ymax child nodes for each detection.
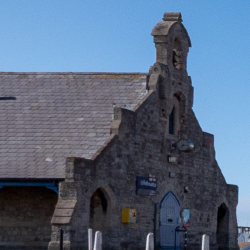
<box><xmin>0</xmin><ymin>72</ymin><xmax>147</xmax><ymax>179</ymax></box>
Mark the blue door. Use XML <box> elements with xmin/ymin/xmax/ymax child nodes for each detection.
<box><xmin>160</xmin><ymin>191</ymin><xmax>180</xmax><ymax>249</ymax></box>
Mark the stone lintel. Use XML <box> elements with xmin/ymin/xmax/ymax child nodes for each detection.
<box><xmin>154</xmin><ymin>36</ymin><xmax>168</xmax><ymax>43</ymax></box>
<box><xmin>53</xmin><ymin>209</ymin><xmax>74</xmax><ymax>217</ymax></box>
<box><xmin>56</xmin><ymin>199</ymin><xmax>77</xmax><ymax>209</ymax></box>
<box><xmin>65</xmin><ymin>173</ymin><xmax>74</xmax><ymax>179</ymax></box>
<box><xmin>51</xmin><ymin>216</ymin><xmax>71</xmax><ymax>224</ymax></box>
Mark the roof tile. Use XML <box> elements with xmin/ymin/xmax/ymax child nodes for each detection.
<box><xmin>0</xmin><ymin>72</ymin><xmax>147</xmax><ymax>179</ymax></box>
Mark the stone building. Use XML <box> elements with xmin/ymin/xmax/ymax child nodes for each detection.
<box><xmin>0</xmin><ymin>12</ymin><xmax>238</xmax><ymax>250</ymax></box>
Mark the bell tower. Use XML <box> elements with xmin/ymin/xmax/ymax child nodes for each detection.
<box><xmin>151</xmin><ymin>12</ymin><xmax>191</xmax><ymax>72</ymax></box>
<box><xmin>148</xmin><ymin>12</ymin><xmax>193</xmax><ymax>138</ymax></box>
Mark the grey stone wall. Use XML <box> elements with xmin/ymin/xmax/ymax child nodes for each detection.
<box><xmin>0</xmin><ymin>187</ymin><xmax>57</xmax><ymax>250</ymax></box>
<box><xmin>49</xmin><ymin>87</ymin><xmax>238</xmax><ymax>250</ymax></box>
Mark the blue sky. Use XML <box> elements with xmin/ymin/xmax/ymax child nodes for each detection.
<box><xmin>1</xmin><ymin>1</ymin><xmax>250</xmax><ymax>226</ymax></box>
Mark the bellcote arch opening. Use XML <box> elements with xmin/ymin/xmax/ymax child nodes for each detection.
<box><xmin>172</xmin><ymin>37</ymin><xmax>183</xmax><ymax>70</ymax></box>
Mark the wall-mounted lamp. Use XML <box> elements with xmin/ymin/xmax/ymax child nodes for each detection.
<box><xmin>184</xmin><ymin>186</ymin><xmax>189</xmax><ymax>193</ymax></box>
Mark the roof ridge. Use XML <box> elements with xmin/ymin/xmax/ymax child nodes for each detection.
<box><xmin>0</xmin><ymin>72</ymin><xmax>148</xmax><ymax>75</ymax></box>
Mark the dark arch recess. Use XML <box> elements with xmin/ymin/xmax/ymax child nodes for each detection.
<box><xmin>217</xmin><ymin>203</ymin><xmax>229</xmax><ymax>250</ymax></box>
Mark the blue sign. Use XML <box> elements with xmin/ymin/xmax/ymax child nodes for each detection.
<box><xmin>136</xmin><ymin>176</ymin><xmax>157</xmax><ymax>195</ymax></box>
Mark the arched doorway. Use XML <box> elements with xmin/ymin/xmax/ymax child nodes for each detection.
<box><xmin>89</xmin><ymin>188</ymin><xmax>110</xmax><ymax>233</ymax></box>
<box><xmin>217</xmin><ymin>203</ymin><xmax>229</xmax><ymax>250</ymax></box>
<box><xmin>160</xmin><ymin>191</ymin><xmax>180</xmax><ymax>249</ymax></box>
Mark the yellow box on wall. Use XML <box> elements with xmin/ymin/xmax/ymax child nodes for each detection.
<box><xmin>121</xmin><ymin>209</ymin><xmax>136</xmax><ymax>223</ymax></box>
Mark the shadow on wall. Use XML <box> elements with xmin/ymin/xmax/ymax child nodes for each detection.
<box><xmin>89</xmin><ymin>188</ymin><xmax>110</xmax><ymax>235</ymax></box>
<box><xmin>217</xmin><ymin>203</ymin><xmax>229</xmax><ymax>250</ymax></box>
<box><xmin>0</xmin><ymin>186</ymin><xmax>57</xmax><ymax>250</ymax></box>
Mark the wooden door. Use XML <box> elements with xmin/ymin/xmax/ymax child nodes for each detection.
<box><xmin>160</xmin><ymin>191</ymin><xmax>180</xmax><ymax>249</ymax></box>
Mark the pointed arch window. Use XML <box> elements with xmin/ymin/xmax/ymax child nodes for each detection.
<box><xmin>89</xmin><ymin>188</ymin><xmax>110</xmax><ymax>233</ymax></box>
<box><xmin>169</xmin><ymin>107</ymin><xmax>175</xmax><ymax>134</ymax></box>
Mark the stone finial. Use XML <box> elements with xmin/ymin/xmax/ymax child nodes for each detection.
<box><xmin>162</xmin><ymin>12</ymin><xmax>182</xmax><ymax>22</ymax></box>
